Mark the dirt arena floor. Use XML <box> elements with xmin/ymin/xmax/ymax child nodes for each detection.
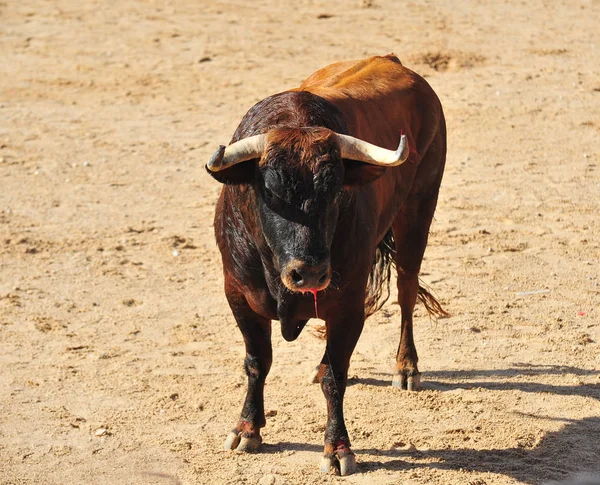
<box><xmin>1</xmin><ymin>0</ymin><xmax>599</xmax><ymax>484</ymax></box>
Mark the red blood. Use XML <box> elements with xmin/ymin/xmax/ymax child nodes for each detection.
<box><xmin>311</xmin><ymin>289</ymin><xmax>319</xmax><ymax>319</ymax></box>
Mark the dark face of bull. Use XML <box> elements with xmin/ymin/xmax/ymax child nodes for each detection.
<box><xmin>207</xmin><ymin>123</ymin><xmax>402</xmax><ymax>295</ymax></box>
<box><xmin>256</xmin><ymin>128</ymin><xmax>344</xmax><ymax>293</ymax></box>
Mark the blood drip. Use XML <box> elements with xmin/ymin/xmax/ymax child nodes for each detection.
<box><xmin>311</xmin><ymin>289</ymin><xmax>319</xmax><ymax>319</ymax></box>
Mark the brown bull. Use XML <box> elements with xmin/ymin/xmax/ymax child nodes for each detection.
<box><xmin>206</xmin><ymin>54</ymin><xmax>447</xmax><ymax>475</ymax></box>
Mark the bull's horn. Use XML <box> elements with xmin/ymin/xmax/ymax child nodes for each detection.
<box><xmin>206</xmin><ymin>134</ymin><xmax>267</xmax><ymax>172</ymax></box>
<box><xmin>335</xmin><ymin>133</ymin><xmax>409</xmax><ymax>166</ymax></box>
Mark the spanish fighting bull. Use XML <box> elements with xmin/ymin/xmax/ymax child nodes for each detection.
<box><xmin>206</xmin><ymin>54</ymin><xmax>448</xmax><ymax>475</ymax></box>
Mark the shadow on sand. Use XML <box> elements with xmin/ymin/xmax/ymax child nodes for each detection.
<box><xmin>357</xmin><ymin>416</ymin><xmax>600</xmax><ymax>484</ymax></box>
<box><xmin>266</xmin><ymin>417</ymin><xmax>600</xmax><ymax>483</ymax></box>
<box><xmin>265</xmin><ymin>364</ymin><xmax>600</xmax><ymax>482</ymax></box>
<box><xmin>350</xmin><ymin>363</ymin><xmax>600</xmax><ymax>401</ymax></box>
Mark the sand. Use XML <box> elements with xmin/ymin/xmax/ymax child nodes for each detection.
<box><xmin>1</xmin><ymin>0</ymin><xmax>599</xmax><ymax>483</ymax></box>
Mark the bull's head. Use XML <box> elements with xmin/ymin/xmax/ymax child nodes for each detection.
<box><xmin>207</xmin><ymin>127</ymin><xmax>408</xmax><ymax>293</ymax></box>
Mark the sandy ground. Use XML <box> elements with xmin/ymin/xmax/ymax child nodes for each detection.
<box><xmin>1</xmin><ymin>0</ymin><xmax>599</xmax><ymax>484</ymax></box>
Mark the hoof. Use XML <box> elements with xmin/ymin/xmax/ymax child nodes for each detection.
<box><xmin>224</xmin><ymin>431</ymin><xmax>241</xmax><ymax>450</ymax></box>
<box><xmin>319</xmin><ymin>449</ymin><xmax>356</xmax><ymax>476</ymax></box>
<box><xmin>338</xmin><ymin>450</ymin><xmax>357</xmax><ymax>476</ymax></box>
<box><xmin>320</xmin><ymin>455</ymin><xmax>337</xmax><ymax>473</ymax></box>
<box><xmin>224</xmin><ymin>431</ymin><xmax>262</xmax><ymax>452</ymax></box>
<box><xmin>392</xmin><ymin>371</ymin><xmax>421</xmax><ymax>391</ymax></box>
<box><xmin>236</xmin><ymin>434</ymin><xmax>262</xmax><ymax>452</ymax></box>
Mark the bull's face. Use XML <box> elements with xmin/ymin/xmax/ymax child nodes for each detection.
<box><xmin>256</xmin><ymin>128</ymin><xmax>343</xmax><ymax>292</ymax></box>
<box><xmin>207</xmin><ymin>125</ymin><xmax>409</xmax><ymax>293</ymax></box>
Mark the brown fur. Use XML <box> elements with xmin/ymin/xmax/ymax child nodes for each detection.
<box><xmin>211</xmin><ymin>54</ymin><xmax>448</xmax><ymax>472</ymax></box>
<box><xmin>263</xmin><ymin>127</ymin><xmax>339</xmax><ymax>169</ymax></box>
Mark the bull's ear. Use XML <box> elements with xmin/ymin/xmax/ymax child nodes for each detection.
<box><xmin>342</xmin><ymin>159</ymin><xmax>387</xmax><ymax>186</ymax></box>
<box><xmin>205</xmin><ymin>160</ymin><xmax>256</xmax><ymax>185</ymax></box>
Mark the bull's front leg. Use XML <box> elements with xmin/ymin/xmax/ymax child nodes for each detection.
<box><xmin>223</xmin><ymin>289</ymin><xmax>272</xmax><ymax>452</ymax></box>
<box><xmin>316</xmin><ymin>301</ymin><xmax>365</xmax><ymax>476</ymax></box>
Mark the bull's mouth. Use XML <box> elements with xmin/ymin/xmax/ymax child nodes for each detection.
<box><xmin>281</xmin><ymin>280</ymin><xmax>330</xmax><ymax>293</ymax></box>
<box><xmin>277</xmin><ymin>272</ymin><xmax>325</xmax><ymax>341</ymax></box>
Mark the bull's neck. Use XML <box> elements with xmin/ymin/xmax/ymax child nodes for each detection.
<box><xmin>224</xmin><ymin>185</ymin><xmax>285</xmax><ymax>299</ymax></box>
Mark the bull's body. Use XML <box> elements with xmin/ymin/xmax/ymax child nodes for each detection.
<box><xmin>210</xmin><ymin>54</ymin><xmax>446</xmax><ymax>474</ymax></box>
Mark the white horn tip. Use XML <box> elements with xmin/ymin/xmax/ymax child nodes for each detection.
<box><xmin>394</xmin><ymin>134</ymin><xmax>409</xmax><ymax>165</ymax></box>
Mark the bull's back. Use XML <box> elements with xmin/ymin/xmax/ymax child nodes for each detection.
<box><xmin>299</xmin><ymin>54</ymin><xmax>408</xmax><ymax>96</ymax></box>
<box><xmin>295</xmin><ymin>54</ymin><xmax>438</xmax><ymax>150</ymax></box>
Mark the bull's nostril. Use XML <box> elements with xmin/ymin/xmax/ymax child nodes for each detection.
<box><xmin>291</xmin><ymin>270</ymin><xmax>303</xmax><ymax>285</ymax></box>
<box><xmin>318</xmin><ymin>273</ymin><xmax>328</xmax><ymax>285</ymax></box>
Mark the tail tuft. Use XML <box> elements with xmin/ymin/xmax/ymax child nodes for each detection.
<box><xmin>417</xmin><ymin>282</ymin><xmax>450</xmax><ymax>319</ymax></box>
<box><xmin>366</xmin><ymin>228</ymin><xmax>449</xmax><ymax>320</ymax></box>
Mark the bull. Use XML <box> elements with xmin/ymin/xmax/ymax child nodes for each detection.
<box><xmin>206</xmin><ymin>54</ymin><xmax>447</xmax><ymax>475</ymax></box>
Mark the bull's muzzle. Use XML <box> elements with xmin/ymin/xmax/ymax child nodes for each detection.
<box><xmin>281</xmin><ymin>259</ymin><xmax>331</xmax><ymax>292</ymax></box>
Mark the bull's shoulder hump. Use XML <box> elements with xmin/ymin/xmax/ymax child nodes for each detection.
<box><xmin>297</xmin><ymin>54</ymin><xmax>418</xmax><ymax>94</ymax></box>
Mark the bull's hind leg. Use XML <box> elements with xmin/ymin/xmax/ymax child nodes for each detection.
<box><xmin>223</xmin><ymin>289</ymin><xmax>272</xmax><ymax>452</ymax></box>
<box><xmin>391</xmin><ymin>192</ymin><xmax>440</xmax><ymax>391</ymax></box>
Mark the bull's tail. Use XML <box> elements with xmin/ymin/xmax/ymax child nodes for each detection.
<box><xmin>417</xmin><ymin>281</ymin><xmax>450</xmax><ymax>319</ymax></box>
<box><xmin>365</xmin><ymin>228</ymin><xmax>449</xmax><ymax>320</ymax></box>
<box><xmin>364</xmin><ymin>229</ymin><xmax>395</xmax><ymax>317</ymax></box>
